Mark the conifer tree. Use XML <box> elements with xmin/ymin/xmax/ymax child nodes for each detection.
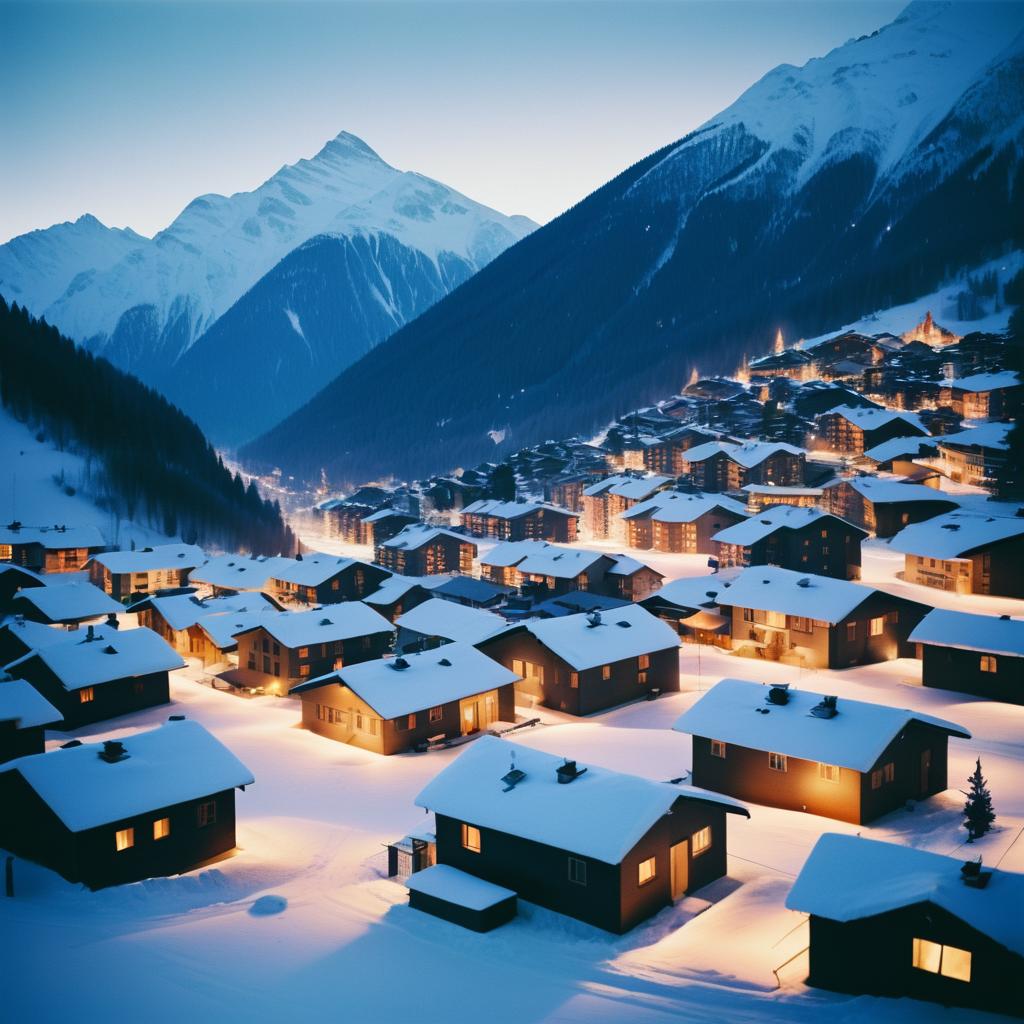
<box><xmin>963</xmin><ymin>758</ymin><xmax>996</xmax><ymax>842</ymax></box>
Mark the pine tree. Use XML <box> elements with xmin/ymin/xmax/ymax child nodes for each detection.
<box><xmin>963</xmin><ymin>758</ymin><xmax>996</xmax><ymax>842</ymax></box>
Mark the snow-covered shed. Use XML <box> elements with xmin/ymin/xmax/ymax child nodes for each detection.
<box><xmin>0</xmin><ymin>678</ymin><xmax>60</xmax><ymax>762</ymax></box>
<box><xmin>10</xmin><ymin>580</ymin><xmax>122</xmax><ymax>625</ymax></box>
<box><xmin>395</xmin><ymin>598</ymin><xmax>505</xmax><ymax>651</ymax></box>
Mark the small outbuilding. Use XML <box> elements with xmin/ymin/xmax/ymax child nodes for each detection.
<box><xmin>0</xmin><ymin>679</ymin><xmax>60</xmax><ymax>763</ymax></box>
<box><xmin>10</xmin><ymin>581</ymin><xmax>122</xmax><ymax>626</ymax></box>
<box><xmin>88</xmin><ymin>544</ymin><xmax>206</xmax><ymax>600</ymax></box>
<box><xmin>395</xmin><ymin>598</ymin><xmax>505</xmax><ymax>652</ymax></box>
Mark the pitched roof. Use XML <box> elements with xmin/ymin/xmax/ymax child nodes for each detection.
<box><xmin>461</xmin><ymin>499</ymin><xmax>576</xmax><ymax>520</ymax></box>
<box><xmin>622</xmin><ymin>490</ymin><xmax>749</xmax><ymax>524</ymax></box>
<box><xmin>887</xmin><ymin>510</ymin><xmax>1024</xmax><ymax>559</ymax></box>
<box><xmin>822</xmin><ymin>405</ymin><xmax>928</xmax><ymax>434</ymax></box>
<box><xmin>909</xmin><ymin>608</ymin><xmax>1024</xmax><ymax>658</ymax></box>
<box><xmin>0</xmin><ymin>618</ymin><xmax>91</xmax><ymax>653</ymax></box>
<box><xmin>189</xmin><ymin>554</ymin><xmax>296</xmax><ymax>591</ymax></box>
<box><xmin>415</xmin><ymin>736</ymin><xmax>747</xmax><ymax>865</ymax></box>
<box><xmin>0</xmin><ymin>524</ymin><xmax>105</xmax><ymax>549</ymax></box>
<box><xmin>832</xmin><ymin>475</ymin><xmax>958</xmax><ymax>505</ymax></box>
<box><xmin>504</xmin><ymin>602</ymin><xmax>678</xmax><ymax>671</ymax></box>
<box><xmin>270</xmin><ymin>554</ymin><xmax>371</xmax><ymax>587</ymax></box>
<box><xmin>786</xmin><ymin>833</ymin><xmax>1024</xmax><ymax>956</ymax></box>
<box><xmin>641</xmin><ymin>572</ymin><xmax>741</xmax><ymax>612</ymax></box>
<box><xmin>478</xmin><ymin>539</ymin><xmax>552</xmax><ymax>568</ymax></box>
<box><xmin>937</xmin><ymin>421</ymin><xmax>1013</xmax><ymax>453</ymax></box>
<box><xmin>1</xmin><ymin>720</ymin><xmax>253</xmax><ymax>832</ymax></box>
<box><xmin>89</xmin><ymin>544</ymin><xmax>206</xmax><ymax>574</ymax></box>
<box><xmin>432</xmin><ymin>576</ymin><xmax>515</xmax><ymax>603</ymax></box>
<box><xmin>674</xmin><ymin>678</ymin><xmax>969</xmax><ymax>772</ymax></box>
<box><xmin>233</xmin><ymin>604</ymin><xmax>394</xmax><ymax>649</ymax></box>
<box><xmin>946</xmin><ymin>371</ymin><xmax>1020</xmax><ymax>393</ymax></box>
<box><xmin>742</xmin><ymin>485</ymin><xmax>823</xmax><ymax>497</ymax></box>
<box><xmin>712</xmin><ymin>506</ymin><xmax>865</xmax><ymax>547</ymax></box>
<box><xmin>682</xmin><ymin>440</ymin><xmax>805</xmax><ymax>468</ymax></box>
<box><xmin>861</xmin><ymin>436</ymin><xmax>938</xmax><ymax>464</ymax></box>
<box><xmin>379</xmin><ymin>524</ymin><xmax>476</xmax><ymax>552</ymax></box>
<box><xmin>192</xmin><ymin>608</ymin><xmax>282</xmax><ymax>650</ymax></box>
<box><xmin>515</xmin><ymin>546</ymin><xmax>609</xmax><ymax>580</ymax></box>
<box><xmin>0</xmin><ymin>679</ymin><xmax>60</xmax><ymax>729</ymax></box>
<box><xmin>582</xmin><ymin>474</ymin><xmax>673</xmax><ymax>500</ymax></box>
<box><xmin>293</xmin><ymin>642</ymin><xmax>518</xmax><ymax>718</ymax></box>
<box><xmin>13</xmin><ymin>581</ymin><xmax>122</xmax><ymax>623</ymax></box>
<box><xmin>127</xmin><ymin>592</ymin><xmax>277</xmax><ymax>632</ymax></box>
<box><xmin>396</xmin><ymin>598</ymin><xmax>505</xmax><ymax>646</ymax></box>
<box><xmin>363</xmin><ymin>574</ymin><xmax>440</xmax><ymax>607</ymax></box>
<box><xmin>5</xmin><ymin>627</ymin><xmax>185</xmax><ymax>691</ymax></box>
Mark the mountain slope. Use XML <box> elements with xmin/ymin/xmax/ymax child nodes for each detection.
<box><xmin>242</xmin><ymin>1</ymin><xmax>1024</xmax><ymax>486</ymax></box>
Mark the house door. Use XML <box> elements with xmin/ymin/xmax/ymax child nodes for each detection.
<box><xmin>920</xmin><ymin>749</ymin><xmax>932</xmax><ymax>795</ymax></box>
<box><xmin>460</xmin><ymin>699</ymin><xmax>480</xmax><ymax>735</ymax></box>
<box><xmin>670</xmin><ymin>840</ymin><xmax>689</xmax><ymax>901</ymax></box>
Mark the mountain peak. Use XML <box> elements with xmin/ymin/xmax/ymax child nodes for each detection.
<box><xmin>314</xmin><ymin>131</ymin><xmax>384</xmax><ymax>164</ymax></box>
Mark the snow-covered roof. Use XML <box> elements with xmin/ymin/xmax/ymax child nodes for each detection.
<box><xmin>786</xmin><ymin>833</ymin><xmax>1024</xmax><ymax>956</ymax></box>
<box><xmin>189</xmin><ymin>553</ymin><xmax>294</xmax><ymax>591</ymax></box>
<box><xmin>379</xmin><ymin>524</ymin><xmax>476</xmax><ymax>552</ymax></box>
<box><xmin>606</xmin><ymin>553</ymin><xmax>662</xmax><ymax>579</ymax></box>
<box><xmin>406</xmin><ymin>864</ymin><xmax>516</xmax><ymax>911</ymax></box>
<box><xmin>232</xmin><ymin>604</ymin><xmax>394</xmax><ymax>649</ymax></box>
<box><xmin>415</xmin><ymin>736</ymin><xmax>747</xmax><ymax>865</ymax></box>
<box><xmin>5</xmin><ymin>626</ymin><xmax>185</xmax><ymax>691</ymax></box>
<box><xmin>363</xmin><ymin>574</ymin><xmax>442</xmax><ymax>606</ymax></box>
<box><xmin>478</xmin><ymin>539</ymin><xmax>552</xmax><ymax>568</ymax></box>
<box><xmin>642</xmin><ymin>572</ymin><xmax>741</xmax><ymax>611</ymax></box>
<box><xmin>682</xmin><ymin>440</ymin><xmax>805</xmax><ymax>469</ymax></box>
<box><xmin>711</xmin><ymin>565</ymin><xmax>881</xmax><ymax>623</ymax></box>
<box><xmin>674</xmin><ymin>678</ymin><xmax>969</xmax><ymax>772</ymax></box>
<box><xmin>0</xmin><ymin>678</ymin><xmax>60</xmax><ymax>729</ymax></box>
<box><xmin>909</xmin><ymin>608</ymin><xmax>1024</xmax><ymax>658</ymax></box>
<box><xmin>622</xmin><ymin>490</ymin><xmax>749</xmax><ymax>524</ymax></box>
<box><xmin>0</xmin><ymin>618</ymin><xmax>90</xmax><ymax>652</ymax></box>
<box><xmin>432</xmin><ymin>576</ymin><xmax>514</xmax><ymax>603</ymax></box>
<box><xmin>861</xmin><ymin>436</ymin><xmax>937</xmax><ymax>464</ymax></box>
<box><xmin>128</xmin><ymin>592</ymin><xmax>277</xmax><ymax>632</ymax></box>
<box><xmin>396</xmin><ymin>599</ymin><xmax>505</xmax><ymax>646</ymax></box>
<box><xmin>946</xmin><ymin>370</ymin><xmax>1020</xmax><ymax>393</ymax></box>
<box><xmin>461</xmin><ymin>499</ymin><xmax>576</xmax><ymax>520</ymax></box>
<box><xmin>743</xmin><ymin>485</ymin><xmax>824</xmax><ymax>497</ymax></box>
<box><xmin>270</xmin><ymin>553</ymin><xmax>369</xmax><ymax>587</ymax></box>
<box><xmin>194</xmin><ymin>608</ymin><xmax>282</xmax><ymax>651</ymax></box>
<box><xmin>937</xmin><ymin>421</ymin><xmax>1013</xmax><ymax>452</ymax></box>
<box><xmin>712</xmin><ymin>506</ymin><xmax>864</xmax><ymax>547</ymax></box>
<box><xmin>821</xmin><ymin>405</ymin><xmax>928</xmax><ymax>434</ymax></box>
<box><xmin>582</xmin><ymin>474</ymin><xmax>673</xmax><ymax>500</ymax></box>
<box><xmin>832</xmin><ymin>475</ymin><xmax>958</xmax><ymax>505</ymax></box>
<box><xmin>888</xmin><ymin>510</ymin><xmax>1024</xmax><ymax>559</ymax></box>
<box><xmin>0</xmin><ymin>524</ymin><xmax>104</xmax><ymax>549</ymax></box>
<box><xmin>89</xmin><ymin>544</ymin><xmax>206</xmax><ymax>574</ymax></box>
<box><xmin>361</xmin><ymin>507</ymin><xmax>413</xmax><ymax>523</ymax></box>
<box><xmin>0</xmin><ymin>563</ymin><xmax>45</xmax><ymax>587</ymax></box>
<box><xmin>505</xmin><ymin>602</ymin><xmax>678</xmax><ymax>671</ymax></box>
<box><xmin>1</xmin><ymin>719</ymin><xmax>254</xmax><ymax>832</ymax></box>
<box><xmin>515</xmin><ymin>546</ymin><xmax>608</xmax><ymax>579</ymax></box>
<box><xmin>13</xmin><ymin>581</ymin><xmax>122</xmax><ymax>622</ymax></box>
<box><xmin>294</xmin><ymin>642</ymin><xmax>518</xmax><ymax>718</ymax></box>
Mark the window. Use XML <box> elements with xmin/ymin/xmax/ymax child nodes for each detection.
<box><xmin>980</xmin><ymin>655</ymin><xmax>997</xmax><ymax>673</ymax></box>
<box><xmin>331</xmin><ymin>579</ymin><xmax>340</xmax><ymax>591</ymax></box>
<box><xmin>153</xmin><ymin>817</ymin><xmax>171</xmax><ymax>841</ymax></box>
<box><xmin>871</xmin><ymin>768</ymin><xmax>882</xmax><ymax>790</ymax></box>
<box><xmin>197</xmin><ymin>800</ymin><xmax>217</xmax><ymax>827</ymax></box>
<box><xmin>273</xmin><ymin>661</ymin><xmax>280</xmax><ymax>676</ymax></box>
<box><xmin>912</xmin><ymin>938</ymin><xmax>971</xmax><ymax>982</ymax></box>
<box><xmin>870</xmin><ymin>616</ymin><xmax>885</xmax><ymax>637</ymax></box>
<box><xmin>637</xmin><ymin>856</ymin><xmax>657</xmax><ymax>886</ymax></box>
<box><xmin>601</xmin><ymin>665</ymin><xmax>611</xmax><ymax>680</ymax></box>
<box><xmin>115</xmin><ymin>827</ymin><xmax>134</xmax><ymax>852</ymax></box>
<box><xmin>818</xmin><ymin>763</ymin><xmax>840</xmax><ymax>783</ymax></box>
<box><xmin>710</xmin><ymin>739</ymin><xmax>727</xmax><ymax>759</ymax></box>
<box><xmin>568</xmin><ymin>857</ymin><xmax>588</xmax><ymax>885</ymax></box>
<box><xmin>846</xmin><ymin>621</ymin><xmax>858</xmax><ymax>641</ymax></box>
<box><xmin>261</xmin><ymin>637</ymin><xmax>269</xmax><ymax>653</ymax></box>
<box><xmin>396</xmin><ymin>714</ymin><xmax>416</xmax><ymax>732</ymax></box>
<box><xmin>569</xmin><ymin>672</ymin><xmax>579</xmax><ymax>689</ymax></box>
<box><xmin>299</xmin><ymin>665</ymin><xmax>311</xmax><ymax>677</ymax></box>
<box><xmin>883</xmin><ymin>762</ymin><xmax>895</xmax><ymax>783</ymax></box>
<box><xmin>692</xmin><ymin>826</ymin><xmax>712</xmax><ymax>856</ymax></box>
<box><xmin>638</xmin><ymin>654</ymin><xmax>650</xmax><ymax>670</ymax></box>
<box><xmin>790</xmin><ymin>616</ymin><xmax>813</xmax><ymax>634</ymax></box>
<box><xmin>743</xmin><ymin>608</ymin><xmax>755</xmax><ymax>623</ymax></box>
<box><xmin>272</xmin><ymin>642</ymin><xmax>280</xmax><ymax>656</ymax></box>
<box><xmin>461</xmin><ymin>823</ymin><xmax>481</xmax><ymax>853</ymax></box>
<box><xmin>769</xmin><ymin>752</ymin><xmax>788</xmax><ymax>772</ymax></box>
<box><xmin>79</xmin><ymin>686</ymin><xmax>95</xmax><ymax>704</ymax></box>
<box><xmin>298</xmin><ymin>647</ymin><xmax>309</xmax><ymax>659</ymax></box>
<box><xmin>247</xmin><ymin>654</ymin><xmax>256</xmax><ymax>670</ymax></box>
<box><xmin>638</xmin><ymin>671</ymin><xmax>648</xmax><ymax>685</ymax></box>
<box><xmin>765</xmin><ymin>610</ymin><xmax>786</xmax><ymax>629</ymax></box>
<box><xmin>429</xmin><ymin>706</ymin><xmax>443</xmax><ymax>723</ymax></box>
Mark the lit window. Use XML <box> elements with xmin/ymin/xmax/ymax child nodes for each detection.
<box><xmin>298</xmin><ymin>647</ymin><xmax>309</xmax><ymax>659</ymax></box>
<box><xmin>396</xmin><ymin>713</ymin><xmax>416</xmax><ymax>731</ymax></box>
<box><xmin>601</xmin><ymin>665</ymin><xmax>611</xmax><ymax>680</ymax></box>
<box><xmin>153</xmin><ymin>817</ymin><xmax>171</xmax><ymax>840</ymax></box>
<box><xmin>429</xmin><ymin>706</ymin><xmax>443</xmax><ymax>723</ymax></box>
<box><xmin>710</xmin><ymin>739</ymin><xmax>727</xmax><ymax>759</ymax></box>
<box><xmin>299</xmin><ymin>665</ymin><xmax>311</xmax><ymax>677</ymax></box>
<box><xmin>115</xmin><ymin>827</ymin><xmax>134</xmax><ymax>852</ymax></box>
<box><xmin>197</xmin><ymin>800</ymin><xmax>217</xmax><ymax>827</ymax></box>
<box><xmin>569</xmin><ymin>672</ymin><xmax>579</xmax><ymax>689</ymax></box>
<box><xmin>765</xmin><ymin>610</ymin><xmax>786</xmax><ymax>629</ymax></box>
<box><xmin>846</xmin><ymin>622</ymin><xmax>858</xmax><ymax>641</ymax></box>
<box><xmin>638</xmin><ymin>654</ymin><xmax>650</xmax><ymax>670</ymax></box>
<box><xmin>913</xmin><ymin>938</ymin><xmax>971</xmax><ymax>982</ymax></box>
<box><xmin>461</xmin><ymin>823</ymin><xmax>481</xmax><ymax>853</ymax></box>
<box><xmin>638</xmin><ymin>671</ymin><xmax>648</xmax><ymax>684</ymax></box>
<box><xmin>980</xmin><ymin>655</ymin><xmax>997</xmax><ymax>673</ymax></box>
<box><xmin>692</xmin><ymin>826</ymin><xmax>712</xmax><ymax>856</ymax></box>
<box><xmin>870</xmin><ymin>617</ymin><xmax>885</xmax><ymax>637</ymax></box>
<box><xmin>79</xmin><ymin>686</ymin><xmax>95</xmax><ymax>704</ymax></box>
<box><xmin>743</xmin><ymin>608</ymin><xmax>755</xmax><ymax>623</ymax></box>
<box><xmin>637</xmin><ymin>857</ymin><xmax>656</xmax><ymax>886</ymax></box>
<box><xmin>818</xmin><ymin>763</ymin><xmax>840</xmax><ymax>783</ymax></box>
<box><xmin>769</xmin><ymin>752</ymin><xmax>788</xmax><ymax>772</ymax></box>
<box><xmin>331</xmin><ymin>579</ymin><xmax>340</xmax><ymax>591</ymax></box>
<box><xmin>568</xmin><ymin>857</ymin><xmax>587</xmax><ymax>885</ymax></box>
<box><xmin>871</xmin><ymin>769</ymin><xmax>882</xmax><ymax>790</ymax></box>
<box><xmin>883</xmin><ymin>762</ymin><xmax>895</xmax><ymax>783</ymax></box>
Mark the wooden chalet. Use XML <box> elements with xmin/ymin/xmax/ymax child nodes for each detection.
<box><xmin>362</xmin><ymin>575</ymin><xmax>434</xmax><ymax>623</ymax></box>
<box><xmin>0</xmin><ymin>617</ymin><xmax>81</xmax><ymax>666</ymax></box>
<box><xmin>937</xmin><ymin>371</ymin><xmax>1019</xmax><ymax>420</ymax></box>
<box><xmin>932</xmin><ymin>422</ymin><xmax>1011</xmax><ymax>489</ymax></box>
<box><xmin>88</xmin><ymin>544</ymin><xmax>206</xmax><ymax>601</ymax></box>
<box><xmin>581</xmin><ymin>474</ymin><xmax>673</xmax><ymax>541</ymax></box>
<box><xmin>746</xmin><ymin>348</ymin><xmax>813</xmax><ymax>380</ymax></box>
<box><xmin>742</xmin><ymin>484</ymin><xmax>824</xmax><ymax>513</ymax></box>
<box><xmin>478</xmin><ymin>539</ymin><xmax>552</xmax><ymax>587</ymax></box>
<box><xmin>822</xmin><ymin>476</ymin><xmax>959</xmax><ymax>538</ymax></box>
<box><xmin>361</xmin><ymin>508</ymin><xmax>418</xmax><ymax>547</ymax></box>
<box><xmin>267</xmin><ymin>554</ymin><xmax>390</xmax><ymax>606</ymax></box>
<box><xmin>786</xmin><ymin>834</ymin><xmax>1024</xmax><ymax>1018</ymax></box>
<box><xmin>395</xmin><ymin>598</ymin><xmax>505</xmax><ymax>652</ymax></box>
<box><xmin>675</xmin><ymin>679</ymin><xmax>970</xmax><ymax>824</ymax></box>
<box><xmin>641</xmin><ymin>426</ymin><xmax>720</xmax><ymax>477</ymax></box>
<box><xmin>791</xmin><ymin>381</ymin><xmax>879</xmax><ymax>419</ymax></box>
<box><xmin>293</xmin><ymin>643</ymin><xmax>518</xmax><ymax>755</ymax></box>
<box><xmin>639</xmin><ymin>574</ymin><xmax>734</xmax><ymax>648</ymax></box>
<box><xmin>888</xmin><ymin>510</ymin><xmax>1024</xmax><ymax>598</ymax></box>
<box><xmin>679</xmin><ymin>441</ymin><xmax>806</xmax><ymax>492</ymax></box>
<box><xmin>3</xmin><ymin>626</ymin><xmax>184</xmax><ymax>730</ymax></box>
<box><xmin>231</xmin><ymin>604</ymin><xmax>395</xmax><ymax>693</ymax></box>
<box><xmin>806</xmin><ymin>331</ymin><xmax>886</xmax><ymax>369</ymax></box>
<box><xmin>0</xmin><ymin>680</ymin><xmax>60</xmax><ymax>764</ymax></box>
<box><xmin>0</xmin><ymin>524</ymin><xmax>105</xmax><ymax>574</ymax></box>
<box><xmin>713</xmin><ymin>506</ymin><xmax>866</xmax><ymax>580</ymax></box>
<box><xmin>316</xmin><ymin>487</ymin><xmax>392</xmax><ymax>542</ymax></box>
<box><xmin>621</xmin><ymin>491</ymin><xmax>749</xmax><ymax>553</ymax></box>
<box><xmin>459</xmin><ymin>499</ymin><xmax>579</xmax><ymax>543</ymax></box>
<box><xmin>376</xmin><ymin>524</ymin><xmax>477</xmax><ymax>577</ymax></box>
<box><xmin>814</xmin><ymin>405</ymin><xmax>928</xmax><ymax>455</ymax></box>
<box><xmin>859</xmin><ymin>436</ymin><xmax>938</xmax><ymax>472</ymax></box>
<box><xmin>430</xmin><ymin>575</ymin><xmax>515</xmax><ymax>609</ymax></box>
<box><xmin>0</xmin><ymin>720</ymin><xmax>253</xmax><ymax>889</ymax></box>
<box><xmin>478</xmin><ymin>603</ymin><xmax>679</xmax><ymax>715</ymax></box>
<box><xmin>712</xmin><ymin>565</ymin><xmax>928</xmax><ymax>669</ymax></box>
<box><xmin>546</xmin><ymin>473</ymin><xmax>593</xmax><ymax>514</ymax></box>
<box><xmin>414</xmin><ymin>736</ymin><xmax>749</xmax><ymax>933</ymax></box>
<box><xmin>10</xmin><ymin>580</ymin><xmax>123</xmax><ymax>626</ymax></box>
<box><xmin>910</xmin><ymin>609</ymin><xmax>1023</xmax><ymax>705</ymax></box>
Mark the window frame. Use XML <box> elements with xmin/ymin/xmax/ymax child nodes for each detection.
<box><xmin>768</xmin><ymin>751</ymin><xmax>788</xmax><ymax>772</ymax></box>
<box><xmin>153</xmin><ymin>817</ymin><xmax>171</xmax><ymax>841</ymax></box>
<box><xmin>461</xmin><ymin>823</ymin><xmax>481</xmax><ymax>853</ymax></box>
<box><xmin>567</xmin><ymin>856</ymin><xmax>588</xmax><ymax>886</ymax></box>
<box><xmin>691</xmin><ymin>826</ymin><xmax>712</xmax><ymax>857</ymax></box>
<box><xmin>79</xmin><ymin>686</ymin><xmax>95</xmax><ymax>704</ymax></box>
<box><xmin>115</xmin><ymin>827</ymin><xmax>134</xmax><ymax>852</ymax></box>
<box><xmin>637</xmin><ymin>856</ymin><xmax>657</xmax><ymax>887</ymax></box>
<box><xmin>710</xmin><ymin>739</ymin><xmax>727</xmax><ymax>759</ymax></box>
<box><xmin>912</xmin><ymin>937</ymin><xmax>972</xmax><ymax>983</ymax></box>
<box><xmin>197</xmin><ymin>800</ymin><xmax>218</xmax><ymax>828</ymax></box>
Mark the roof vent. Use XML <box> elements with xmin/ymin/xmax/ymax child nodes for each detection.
<box><xmin>810</xmin><ymin>695</ymin><xmax>838</xmax><ymax>719</ymax></box>
<box><xmin>85</xmin><ymin>625</ymin><xmax>96</xmax><ymax>642</ymax></box>
<box><xmin>796</xmin><ymin>578</ymin><xmax>811</xmax><ymax>588</ymax></box>
<box><xmin>98</xmin><ymin>740</ymin><xmax>129</xmax><ymax>763</ymax></box>
<box><xmin>961</xmin><ymin>857</ymin><xmax>992</xmax><ymax>889</ymax></box>
<box><xmin>60</xmin><ymin>739</ymin><xmax>82</xmax><ymax>749</ymax></box>
<box><xmin>556</xmin><ymin>759</ymin><xmax>588</xmax><ymax>784</ymax></box>
<box><xmin>168</xmin><ymin>714</ymin><xmax>185</xmax><ymax>721</ymax></box>
<box><xmin>438</xmin><ymin>657</ymin><xmax>452</xmax><ymax>667</ymax></box>
<box><xmin>103</xmin><ymin>644</ymin><xmax>118</xmax><ymax>655</ymax></box>
<box><xmin>501</xmin><ymin>753</ymin><xmax>527</xmax><ymax>792</ymax></box>
<box><xmin>941</xmin><ymin>523</ymin><xmax>960</xmax><ymax>531</ymax></box>
<box><xmin>766</xmin><ymin>684</ymin><xmax>790</xmax><ymax>706</ymax></box>
<box><xmin>319</xmin><ymin>618</ymin><xmax>333</xmax><ymax>626</ymax></box>
<box><xmin>391</xmin><ymin>657</ymin><xmax>410</xmax><ymax>671</ymax></box>
<box><xmin>1000</xmin><ymin>614</ymin><xmax>1011</xmax><ymax>621</ymax></box>
<box><xmin>586</xmin><ymin>610</ymin><xmax>602</xmax><ymax>628</ymax></box>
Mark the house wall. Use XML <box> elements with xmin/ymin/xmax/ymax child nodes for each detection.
<box><xmin>921</xmin><ymin>645</ymin><xmax>1023</xmax><ymax>705</ymax></box>
<box><xmin>89</xmin><ymin>565</ymin><xmax>193</xmax><ymax>601</ymax></box>
<box><xmin>0</xmin><ymin>721</ymin><xmax>46</xmax><ymax>764</ymax></box>
<box><xmin>719</xmin><ymin>521</ymin><xmax>864</xmax><ymax>580</ymax></box>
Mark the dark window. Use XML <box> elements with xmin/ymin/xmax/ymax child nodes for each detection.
<box><xmin>197</xmin><ymin>800</ymin><xmax>217</xmax><ymax>827</ymax></box>
<box><xmin>568</xmin><ymin>857</ymin><xmax>587</xmax><ymax>885</ymax></box>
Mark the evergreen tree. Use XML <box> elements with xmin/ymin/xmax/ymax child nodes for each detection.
<box><xmin>963</xmin><ymin>757</ymin><xmax>996</xmax><ymax>842</ymax></box>
<box><xmin>487</xmin><ymin>463</ymin><xmax>516</xmax><ymax>502</ymax></box>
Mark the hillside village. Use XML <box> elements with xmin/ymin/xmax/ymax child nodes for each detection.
<box><xmin>1</xmin><ymin>301</ymin><xmax>1022</xmax><ymax>1020</ymax></box>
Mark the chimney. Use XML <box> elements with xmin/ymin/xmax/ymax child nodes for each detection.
<box><xmin>810</xmin><ymin>695</ymin><xmax>838</xmax><ymax>719</ymax></box>
<box><xmin>556</xmin><ymin>759</ymin><xmax>588</xmax><ymax>784</ymax></box>
<box><xmin>98</xmin><ymin>740</ymin><xmax>129</xmax><ymax>763</ymax></box>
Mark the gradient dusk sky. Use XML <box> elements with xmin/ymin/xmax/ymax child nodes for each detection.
<box><xmin>2</xmin><ymin>0</ymin><xmax>906</xmax><ymax>243</ymax></box>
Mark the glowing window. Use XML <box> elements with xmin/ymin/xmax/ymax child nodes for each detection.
<box><xmin>692</xmin><ymin>826</ymin><xmax>712</xmax><ymax>856</ymax></box>
<box><xmin>769</xmin><ymin>752</ymin><xmax>788</xmax><ymax>772</ymax></box>
<box><xmin>601</xmin><ymin>665</ymin><xmax>612</xmax><ymax>680</ymax></box>
<box><xmin>913</xmin><ymin>938</ymin><xmax>971</xmax><ymax>982</ymax></box>
<box><xmin>429</xmin><ymin>706</ymin><xmax>443</xmax><ymax>723</ymax></box>
<box><xmin>115</xmin><ymin>827</ymin><xmax>134</xmax><ymax>852</ymax></box>
<box><xmin>637</xmin><ymin>857</ymin><xmax>657</xmax><ymax>886</ymax></box>
<box><xmin>870</xmin><ymin>616</ymin><xmax>885</xmax><ymax>636</ymax></box>
<box><xmin>638</xmin><ymin>654</ymin><xmax>650</xmax><ymax>670</ymax></box>
<box><xmin>298</xmin><ymin>647</ymin><xmax>309</xmax><ymax>659</ymax></box>
<box><xmin>710</xmin><ymin>740</ymin><xmax>727</xmax><ymax>759</ymax></box>
<box><xmin>569</xmin><ymin>672</ymin><xmax>579</xmax><ymax>689</ymax></box>
<box><xmin>461</xmin><ymin>823</ymin><xmax>481</xmax><ymax>853</ymax></box>
<box><xmin>980</xmin><ymin>655</ymin><xmax>997</xmax><ymax>673</ymax></box>
<box><xmin>818</xmin><ymin>763</ymin><xmax>840</xmax><ymax>783</ymax></box>
<box><xmin>153</xmin><ymin>817</ymin><xmax>170</xmax><ymax>841</ymax></box>
<box><xmin>79</xmin><ymin>687</ymin><xmax>95</xmax><ymax>704</ymax></box>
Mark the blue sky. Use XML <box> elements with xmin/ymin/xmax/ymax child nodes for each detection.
<box><xmin>1</xmin><ymin>0</ymin><xmax>905</xmax><ymax>242</ymax></box>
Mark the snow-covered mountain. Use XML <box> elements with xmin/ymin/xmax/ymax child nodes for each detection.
<box><xmin>0</xmin><ymin>132</ymin><xmax>535</xmax><ymax>442</ymax></box>
<box><xmin>243</xmin><ymin>1</ymin><xmax>1024</xmax><ymax>486</ymax></box>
